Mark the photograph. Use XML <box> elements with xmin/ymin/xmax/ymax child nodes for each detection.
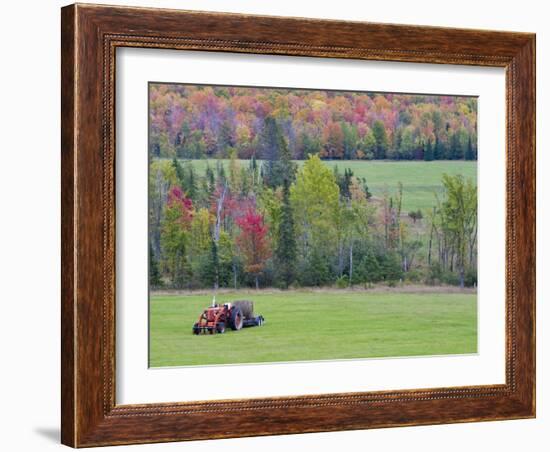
<box><xmin>52</xmin><ymin>2</ymin><xmax>537</xmax><ymax>448</ymax></box>
<box><xmin>148</xmin><ymin>83</ymin><xmax>479</xmax><ymax>367</ymax></box>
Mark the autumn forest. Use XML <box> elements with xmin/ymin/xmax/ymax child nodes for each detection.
<box><xmin>149</xmin><ymin>84</ymin><xmax>478</xmax><ymax>291</ymax></box>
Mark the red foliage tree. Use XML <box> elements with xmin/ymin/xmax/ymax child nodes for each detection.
<box><xmin>167</xmin><ymin>186</ymin><xmax>194</xmax><ymax>226</ymax></box>
<box><xmin>235</xmin><ymin>209</ymin><xmax>272</xmax><ymax>289</ymax></box>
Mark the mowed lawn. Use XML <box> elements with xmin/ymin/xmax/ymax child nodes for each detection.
<box><xmin>184</xmin><ymin>159</ymin><xmax>477</xmax><ymax>212</ymax></box>
<box><xmin>149</xmin><ymin>290</ymin><xmax>477</xmax><ymax>367</ymax></box>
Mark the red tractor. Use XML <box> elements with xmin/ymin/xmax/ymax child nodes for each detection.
<box><xmin>192</xmin><ymin>299</ymin><xmax>264</xmax><ymax>335</ymax></box>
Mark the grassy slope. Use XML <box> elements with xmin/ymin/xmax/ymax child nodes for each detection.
<box><xmin>183</xmin><ymin>159</ymin><xmax>477</xmax><ymax>212</ymax></box>
<box><xmin>149</xmin><ymin>290</ymin><xmax>477</xmax><ymax>367</ymax></box>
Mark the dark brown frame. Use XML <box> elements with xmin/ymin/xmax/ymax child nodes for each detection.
<box><xmin>61</xmin><ymin>3</ymin><xmax>536</xmax><ymax>447</ymax></box>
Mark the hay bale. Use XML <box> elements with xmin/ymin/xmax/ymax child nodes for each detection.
<box><xmin>232</xmin><ymin>300</ymin><xmax>254</xmax><ymax>319</ymax></box>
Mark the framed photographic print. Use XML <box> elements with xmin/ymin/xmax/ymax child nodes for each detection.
<box><xmin>61</xmin><ymin>3</ymin><xmax>536</xmax><ymax>447</ymax></box>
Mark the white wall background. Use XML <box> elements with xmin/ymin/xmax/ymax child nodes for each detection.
<box><xmin>0</xmin><ymin>1</ymin><xmax>545</xmax><ymax>450</ymax></box>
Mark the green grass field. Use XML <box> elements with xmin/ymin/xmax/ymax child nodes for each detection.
<box><xmin>149</xmin><ymin>290</ymin><xmax>477</xmax><ymax>367</ymax></box>
<box><xmin>182</xmin><ymin>159</ymin><xmax>476</xmax><ymax>212</ymax></box>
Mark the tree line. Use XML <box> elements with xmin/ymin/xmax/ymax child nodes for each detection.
<box><xmin>149</xmin><ymin>84</ymin><xmax>478</xmax><ymax>162</ymax></box>
<box><xmin>149</xmin><ymin>118</ymin><xmax>477</xmax><ymax>290</ymax></box>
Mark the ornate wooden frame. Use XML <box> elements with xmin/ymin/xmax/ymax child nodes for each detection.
<box><xmin>61</xmin><ymin>3</ymin><xmax>535</xmax><ymax>447</ymax></box>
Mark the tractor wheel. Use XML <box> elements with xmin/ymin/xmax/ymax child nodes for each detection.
<box><xmin>230</xmin><ymin>307</ymin><xmax>243</xmax><ymax>331</ymax></box>
<box><xmin>216</xmin><ymin>322</ymin><xmax>226</xmax><ymax>334</ymax></box>
<box><xmin>192</xmin><ymin>323</ymin><xmax>201</xmax><ymax>335</ymax></box>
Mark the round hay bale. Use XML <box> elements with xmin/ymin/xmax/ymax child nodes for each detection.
<box><xmin>231</xmin><ymin>300</ymin><xmax>254</xmax><ymax>319</ymax></box>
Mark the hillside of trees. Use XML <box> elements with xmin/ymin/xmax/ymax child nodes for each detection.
<box><xmin>149</xmin><ymin>84</ymin><xmax>478</xmax><ymax>162</ymax></box>
<box><xmin>149</xmin><ymin>117</ymin><xmax>478</xmax><ymax>291</ymax></box>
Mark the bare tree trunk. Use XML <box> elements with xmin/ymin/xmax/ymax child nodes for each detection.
<box><xmin>349</xmin><ymin>241</ymin><xmax>354</xmax><ymax>286</ymax></box>
<box><xmin>214</xmin><ymin>184</ymin><xmax>227</xmax><ymax>243</ymax></box>
<box><xmin>469</xmin><ymin>227</ymin><xmax>477</xmax><ymax>268</ymax></box>
<box><xmin>255</xmin><ymin>275</ymin><xmax>259</xmax><ymax>290</ymax></box>
<box><xmin>212</xmin><ymin>184</ymin><xmax>227</xmax><ymax>291</ymax></box>
<box><xmin>428</xmin><ymin>208</ymin><xmax>435</xmax><ymax>266</ymax></box>
<box><xmin>338</xmin><ymin>241</ymin><xmax>344</xmax><ymax>277</ymax></box>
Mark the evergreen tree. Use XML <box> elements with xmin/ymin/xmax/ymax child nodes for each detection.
<box><xmin>172</xmin><ymin>158</ymin><xmax>186</xmax><ymax>190</ymax></box>
<box><xmin>354</xmin><ymin>250</ymin><xmax>381</xmax><ymax>286</ymax></box>
<box><xmin>343</xmin><ymin>168</ymin><xmax>353</xmax><ymax>199</ymax></box>
<box><xmin>359</xmin><ymin>177</ymin><xmax>372</xmax><ymax>199</ymax></box>
<box><xmin>149</xmin><ymin>242</ymin><xmax>162</xmax><ymax>287</ymax></box>
<box><xmin>275</xmin><ymin>180</ymin><xmax>297</xmax><ymax>288</ymax></box>
<box><xmin>205</xmin><ymin>163</ymin><xmax>216</xmax><ymax>197</ymax></box>
<box><xmin>450</xmin><ymin>132</ymin><xmax>464</xmax><ymax>160</ymax></box>
<box><xmin>434</xmin><ymin>136</ymin><xmax>445</xmax><ymax>160</ymax></box>
<box><xmin>183</xmin><ymin>165</ymin><xmax>198</xmax><ymax>200</ymax></box>
<box><xmin>200</xmin><ymin>239</ymin><xmax>220</xmax><ymax>289</ymax></box>
<box><xmin>424</xmin><ymin>139</ymin><xmax>434</xmax><ymax>161</ymax></box>
<box><xmin>171</xmin><ymin>158</ymin><xmax>197</xmax><ymax>199</ymax></box>
<box><xmin>297</xmin><ymin>249</ymin><xmax>332</xmax><ymax>286</ymax></box>
<box><xmin>249</xmin><ymin>155</ymin><xmax>259</xmax><ymax>187</ymax></box>
<box><xmin>465</xmin><ymin>136</ymin><xmax>475</xmax><ymax>160</ymax></box>
<box><xmin>380</xmin><ymin>252</ymin><xmax>403</xmax><ymax>282</ymax></box>
<box><xmin>216</xmin><ymin>160</ymin><xmax>226</xmax><ymax>184</ymax></box>
<box><xmin>372</xmin><ymin>120</ymin><xmax>389</xmax><ymax>159</ymax></box>
<box><xmin>260</xmin><ymin>116</ymin><xmax>296</xmax><ymax>188</ymax></box>
<box><xmin>334</xmin><ymin>166</ymin><xmax>354</xmax><ymax>200</ymax></box>
<box><xmin>260</xmin><ymin>116</ymin><xmax>280</xmax><ymax>185</ymax></box>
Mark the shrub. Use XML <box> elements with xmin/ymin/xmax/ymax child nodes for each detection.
<box><xmin>296</xmin><ymin>251</ymin><xmax>332</xmax><ymax>287</ymax></box>
<box><xmin>441</xmin><ymin>271</ymin><xmax>460</xmax><ymax>286</ymax></box>
<box><xmin>352</xmin><ymin>251</ymin><xmax>382</xmax><ymax>285</ymax></box>
<box><xmin>405</xmin><ymin>268</ymin><xmax>425</xmax><ymax>283</ymax></box>
<box><xmin>335</xmin><ymin>276</ymin><xmax>349</xmax><ymax>288</ymax></box>
<box><xmin>464</xmin><ymin>268</ymin><xmax>478</xmax><ymax>287</ymax></box>
<box><xmin>379</xmin><ymin>252</ymin><xmax>403</xmax><ymax>282</ymax></box>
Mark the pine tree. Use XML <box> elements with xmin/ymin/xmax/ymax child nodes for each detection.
<box><xmin>424</xmin><ymin>139</ymin><xmax>434</xmax><ymax>161</ymax></box>
<box><xmin>372</xmin><ymin>120</ymin><xmax>389</xmax><ymax>159</ymax></box>
<box><xmin>465</xmin><ymin>136</ymin><xmax>475</xmax><ymax>160</ymax></box>
<box><xmin>200</xmin><ymin>239</ymin><xmax>220</xmax><ymax>289</ymax></box>
<box><xmin>450</xmin><ymin>132</ymin><xmax>464</xmax><ymax>160</ymax></box>
<box><xmin>184</xmin><ymin>165</ymin><xmax>198</xmax><ymax>200</ymax></box>
<box><xmin>216</xmin><ymin>161</ymin><xmax>226</xmax><ymax>183</ymax></box>
<box><xmin>334</xmin><ymin>166</ymin><xmax>354</xmax><ymax>199</ymax></box>
<box><xmin>260</xmin><ymin>117</ymin><xmax>280</xmax><ymax>186</ymax></box>
<box><xmin>357</xmin><ymin>251</ymin><xmax>381</xmax><ymax>286</ymax></box>
<box><xmin>434</xmin><ymin>136</ymin><xmax>444</xmax><ymax>160</ymax></box>
<box><xmin>205</xmin><ymin>163</ymin><xmax>216</xmax><ymax>197</ymax></box>
<box><xmin>360</xmin><ymin>177</ymin><xmax>372</xmax><ymax>199</ymax></box>
<box><xmin>172</xmin><ymin>157</ymin><xmax>186</xmax><ymax>190</ymax></box>
<box><xmin>260</xmin><ymin>116</ymin><xmax>296</xmax><ymax>188</ymax></box>
<box><xmin>149</xmin><ymin>242</ymin><xmax>162</xmax><ymax>287</ymax></box>
<box><xmin>275</xmin><ymin>179</ymin><xmax>297</xmax><ymax>288</ymax></box>
<box><xmin>343</xmin><ymin>168</ymin><xmax>353</xmax><ymax>199</ymax></box>
<box><xmin>172</xmin><ymin>158</ymin><xmax>198</xmax><ymax>199</ymax></box>
<box><xmin>249</xmin><ymin>155</ymin><xmax>259</xmax><ymax>187</ymax></box>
